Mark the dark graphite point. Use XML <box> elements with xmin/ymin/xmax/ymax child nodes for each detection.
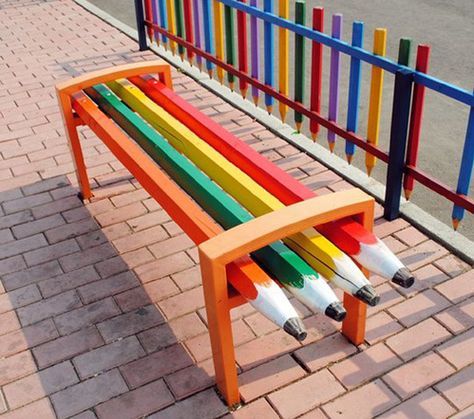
<box><xmin>392</xmin><ymin>267</ymin><xmax>415</xmax><ymax>288</ymax></box>
<box><xmin>325</xmin><ymin>302</ymin><xmax>347</xmax><ymax>322</ymax></box>
<box><xmin>355</xmin><ymin>285</ymin><xmax>380</xmax><ymax>307</ymax></box>
<box><xmin>283</xmin><ymin>317</ymin><xmax>307</xmax><ymax>342</ymax></box>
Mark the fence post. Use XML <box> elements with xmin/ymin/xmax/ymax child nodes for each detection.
<box><xmin>384</xmin><ymin>68</ymin><xmax>414</xmax><ymax>220</ymax></box>
<box><xmin>134</xmin><ymin>0</ymin><xmax>148</xmax><ymax>51</ymax></box>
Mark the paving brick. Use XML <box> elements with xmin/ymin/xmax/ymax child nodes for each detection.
<box><xmin>110</xmin><ymin>188</ymin><xmax>150</xmax><ymax>207</ymax></box>
<box><xmin>76</xmin><ymin>222</ymin><xmax>131</xmax><ymax>250</ymax></box>
<box><xmin>158</xmin><ymin>285</ymin><xmax>205</xmax><ymax>319</ymax></box>
<box><xmin>134</xmin><ymin>251</ymin><xmax>195</xmax><ymax>283</ymax></box>
<box><xmin>54</xmin><ymin>297</ymin><xmax>120</xmax><ymax>335</ymax></box>
<box><xmin>386</xmin><ymin>318</ymin><xmax>452</xmax><ymax>361</ymax></box>
<box><xmin>24</xmin><ymin>237</ymin><xmax>79</xmax><ymax>266</ymax></box>
<box><xmin>367</xmin><ymin>283</ymin><xmax>405</xmax><ymax>316</ymax></box>
<box><xmin>0</xmin><ymin>350</ymin><xmax>37</xmax><ymax>386</ymax></box>
<box><xmin>186</xmin><ymin>320</ymin><xmax>255</xmax><ymax>363</ymax></box>
<box><xmin>0</xmin><ymin>310</ymin><xmax>21</xmax><ymax>336</ymax></box>
<box><xmin>3</xmin><ymin>361</ymin><xmax>79</xmax><ymax>409</ymax></box>
<box><xmin>165</xmin><ymin>358</ymin><xmax>215</xmax><ymax>400</ymax></box>
<box><xmin>388</xmin><ymin>289</ymin><xmax>451</xmax><ymax>327</ymax></box>
<box><xmin>2</xmin><ymin>260</ymin><xmax>62</xmax><ymax>291</ymax></box>
<box><xmin>138</xmin><ymin>312</ymin><xmax>207</xmax><ymax>353</ymax></box>
<box><xmin>238</xmin><ymin>355</ymin><xmax>306</xmax><ymax>402</ymax></box>
<box><xmin>119</xmin><ymin>246</ymin><xmax>155</xmax><ymax>268</ymax></box>
<box><xmin>330</xmin><ymin>343</ymin><xmax>402</xmax><ymax>389</ymax></box>
<box><xmin>397</xmin><ymin>264</ymin><xmax>449</xmax><ymax>297</ymax></box>
<box><xmin>393</xmin><ymin>226</ymin><xmax>428</xmax><ymax>247</ymax></box>
<box><xmin>435</xmin><ymin>364</ymin><xmax>474</xmax><ymax>410</ymax></box>
<box><xmin>78</xmin><ymin>270</ymin><xmax>139</xmax><ymax>304</ymax></box>
<box><xmin>322</xmin><ymin>379</ymin><xmax>399</xmax><ymax>419</ymax></box>
<box><xmin>294</xmin><ymin>333</ymin><xmax>357</xmax><ymax>372</ymax></box>
<box><xmin>148</xmin><ymin>388</ymin><xmax>226</xmax><ymax>419</ymax></box>
<box><xmin>0</xmin><ymin>233</ymin><xmax>47</xmax><ymax>260</ymax></box>
<box><xmin>148</xmin><ymin>234</ymin><xmax>194</xmax><ymax>259</ymax></box>
<box><xmin>0</xmin><ymin>228</ymin><xmax>14</xmax><ymax>244</ymax></box>
<box><xmin>12</xmin><ymin>213</ymin><xmax>65</xmax><ymax>239</ymax></box>
<box><xmin>95</xmin><ymin>379</ymin><xmax>174</xmax><ymax>419</ymax></box>
<box><xmin>38</xmin><ymin>265</ymin><xmax>100</xmax><ymax>297</ymax></box>
<box><xmin>397</xmin><ymin>240</ymin><xmax>449</xmax><ymax>271</ymax></box>
<box><xmin>74</xmin><ymin>336</ymin><xmax>145</xmax><ymax>379</ymax></box>
<box><xmin>436</xmin><ymin>328</ymin><xmax>474</xmax><ymax>369</ymax></box>
<box><xmin>268</xmin><ymin>369</ymin><xmax>345</xmax><ymax>418</ymax></box>
<box><xmin>95</xmin><ymin>202</ymin><xmax>147</xmax><ymax>227</ymax></box>
<box><xmin>126</xmin><ymin>210</ymin><xmax>170</xmax><ymax>232</ymax></box>
<box><xmin>3</xmin><ymin>192</ymin><xmax>52</xmax><ymax>214</ymax></box>
<box><xmin>34</xmin><ymin>327</ymin><xmax>104</xmax><ymax>369</ymax></box>
<box><xmin>435</xmin><ymin>270</ymin><xmax>473</xmax><ymax>304</ymax></box>
<box><xmin>243</xmin><ymin>311</ymin><xmax>280</xmax><ymax>336</ymax></box>
<box><xmin>120</xmin><ymin>344</ymin><xmax>193</xmax><ymax>389</ymax></box>
<box><xmin>234</xmin><ymin>329</ymin><xmax>300</xmax><ymax>371</ymax></box>
<box><xmin>114</xmin><ymin>277</ymin><xmax>180</xmax><ymax>312</ymax></box>
<box><xmin>0</xmin><ymin>318</ymin><xmax>57</xmax><ymax>358</ymax></box>
<box><xmin>435</xmin><ymin>298</ymin><xmax>474</xmax><ymax>334</ymax></box>
<box><xmin>0</xmin><ymin>210</ymin><xmax>34</xmax><ymax>231</ymax></box>
<box><xmin>51</xmin><ymin>369</ymin><xmax>128</xmax><ymax>419</ymax></box>
<box><xmin>383</xmin><ymin>352</ymin><xmax>455</xmax><ymax>399</ymax></box>
<box><xmin>171</xmin><ymin>265</ymin><xmax>201</xmax><ymax>291</ymax></box>
<box><xmin>112</xmin><ymin>225</ymin><xmax>168</xmax><ymax>254</ymax></box>
<box><xmin>379</xmin><ymin>388</ymin><xmax>456</xmax><ymax>418</ymax></box>
<box><xmin>0</xmin><ymin>255</ymin><xmax>26</xmax><ymax>277</ymax></box>
<box><xmin>0</xmin><ymin>283</ymin><xmax>42</xmax><ymax>314</ymax></box>
<box><xmin>17</xmin><ymin>289</ymin><xmax>82</xmax><ymax>326</ymax></box>
<box><xmin>373</xmin><ymin>218</ymin><xmax>410</xmax><ymax>238</ymax></box>
<box><xmin>450</xmin><ymin>404</ymin><xmax>474</xmax><ymax>418</ymax></box>
<box><xmin>98</xmin><ymin>304</ymin><xmax>165</xmax><ymax>343</ymax></box>
<box><xmin>59</xmin><ymin>242</ymin><xmax>117</xmax><ymax>272</ymax></box>
<box><xmin>45</xmin><ymin>218</ymin><xmax>98</xmax><ymax>244</ymax></box>
<box><xmin>365</xmin><ymin>312</ymin><xmax>403</xmax><ymax>345</ymax></box>
<box><xmin>0</xmin><ymin>398</ymin><xmax>56</xmax><ymax>419</ymax></box>
<box><xmin>32</xmin><ymin>195</ymin><xmax>83</xmax><ymax>219</ymax></box>
<box><xmin>94</xmin><ymin>256</ymin><xmax>128</xmax><ymax>278</ymax></box>
<box><xmin>224</xmin><ymin>398</ymin><xmax>279</xmax><ymax>419</ymax></box>
<box><xmin>70</xmin><ymin>411</ymin><xmax>97</xmax><ymax>419</ymax></box>
<box><xmin>434</xmin><ymin>254</ymin><xmax>471</xmax><ymax>278</ymax></box>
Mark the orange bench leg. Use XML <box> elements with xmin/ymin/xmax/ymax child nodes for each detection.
<box><xmin>200</xmin><ymin>260</ymin><xmax>241</xmax><ymax>407</ymax></box>
<box><xmin>57</xmin><ymin>92</ymin><xmax>93</xmax><ymax>200</ymax></box>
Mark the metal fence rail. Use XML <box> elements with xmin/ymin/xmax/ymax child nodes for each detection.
<box><xmin>134</xmin><ymin>0</ymin><xmax>473</xmax><ymax>228</ymax></box>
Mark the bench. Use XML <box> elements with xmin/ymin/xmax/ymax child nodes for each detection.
<box><xmin>56</xmin><ymin>61</ymin><xmax>376</xmax><ymax>407</ymax></box>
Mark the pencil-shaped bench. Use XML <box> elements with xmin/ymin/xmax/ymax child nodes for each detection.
<box><xmin>131</xmin><ymin>74</ymin><xmax>417</xmax><ymax>289</ymax></box>
<box><xmin>56</xmin><ymin>61</ymin><xmax>388</xmax><ymax>407</ymax></box>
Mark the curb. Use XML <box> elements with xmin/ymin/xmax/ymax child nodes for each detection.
<box><xmin>74</xmin><ymin>0</ymin><xmax>473</xmax><ymax>265</ymax></box>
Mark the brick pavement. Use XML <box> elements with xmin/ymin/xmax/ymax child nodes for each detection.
<box><xmin>0</xmin><ymin>0</ymin><xmax>473</xmax><ymax>418</ymax></box>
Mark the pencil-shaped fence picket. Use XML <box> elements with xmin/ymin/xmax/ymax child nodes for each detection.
<box><xmin>136</xmin><ymin>0</ymin><xmax>473</xmax><ymax>229</ymax></box>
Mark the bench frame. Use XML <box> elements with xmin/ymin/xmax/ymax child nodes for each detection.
<box><xmin>57</xmin><ymin>61</ymin><xmax>372</xmax><ymax>408</ymax></box>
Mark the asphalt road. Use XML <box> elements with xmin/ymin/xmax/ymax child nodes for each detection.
<box><xmin>85</xmin><ymin>0</ymin><xmax>473</xmax><ymax>239</ymax></box>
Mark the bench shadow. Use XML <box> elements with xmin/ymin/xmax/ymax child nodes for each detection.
<box><xmin>1</xmin><ymin>173</ymin><xmax>353</xmax><ymax>418</ymax></box>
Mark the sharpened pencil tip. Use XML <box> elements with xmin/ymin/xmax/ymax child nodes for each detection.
<box><xmin>266</xmin><ymin>105</ymin><xmax>273</xmax><ymax>114</ymax></box>
<box><xmin>452</xmin><ymin>218</ymin><xmax>460</xmax><ymax>230</ymax></box>
<box><xmin>240</xmin><ymin>87</ymin><xmax>248</xmax><ymax>99</ymax></box>
<box><xmin>252</xmin><ymin>96</ymin><xmax>259</xmax><ymax>106</ymax></box>
<box><xmin>404</xmin><ymin>188</ymin><xmax>412</xmax><ymax>200</ymax></box>
<box><xmin>311</xmin><ymin>132</ymin><xmax>318</xmax><ymax>142</ymax></box>
<box><xmin>325</xmin><ymin>302</ymin><xmax>347</xmax><ymax>322</ymax></box>
<box><xmin>392</xmin><ymin>267</ymin><xmax>415</xmax><ymax>288</ymax></box>
<box><xmin>295</xmin><ymin>122</ymin><xmax>302</xmax><ymax>132</ymax></box>
<box><xmin>207</xmin><ymin>69</ymin><xmax>213</xmax><ymax>79</ymax></box>
<box><xmin>229</xmin><ymin>81</ymin><xmax>234</xmax><ymax>91</ymax></box>
<box><xmin>283</xmin><ymin>317</ymin><xmax>307</xmax><ymax>341</ymax></box>
<box><xmin>328</xmin><ymin>142</ymin><xmax>335</xmax><ymax>153</ymax></box>
<box><xmin>355</xmin><ymin>285</ymin><xmax>380</xmax><ymax>306</ymax></box>
<box><xmin>366</xmin><ymin>166</ymin><xmax>373</xmax><ymax>177</ymax></box>
<box><xmin>346</xmin><ymin>154</ymin><xmax>353</xmax><ymax>164</ymax></box>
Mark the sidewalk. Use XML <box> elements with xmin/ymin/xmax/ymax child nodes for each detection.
<box><xmin>0</xmin><ymin>1</ymin><xmax>473</xmax><ymax>418</ymax></box>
